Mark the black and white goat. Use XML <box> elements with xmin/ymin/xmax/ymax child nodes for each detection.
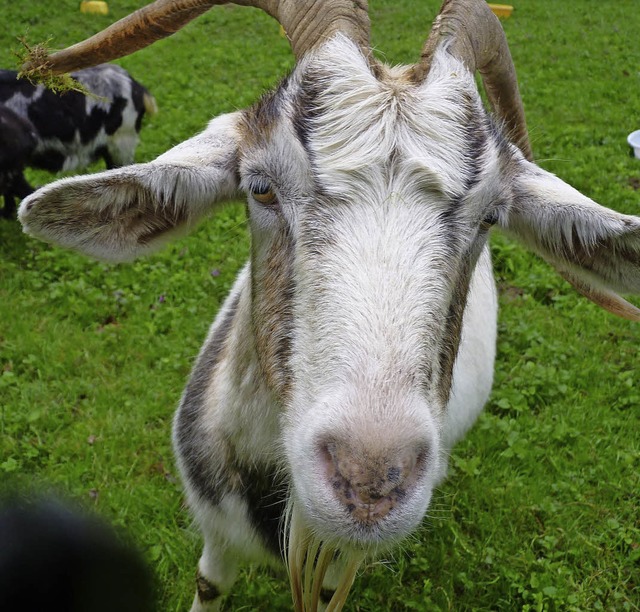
<box><xmin>17</xmin><ymin>1</ymin><xmax>640</xmax><ymax>611</ymax></box>
<box><xmin>0</xmin><ymin>64</ymin><xmax>156</xmax><ymax>217</ymax></box>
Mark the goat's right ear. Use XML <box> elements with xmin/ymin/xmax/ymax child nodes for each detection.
<box><xmin>497</xmin><ymin>158</ymin><xmax>640</xmax><ymax>320</ymax></box>
<box><xmin>19</xmin><ymin>113</ymin><xmax>242</xmax><ymax>262</ymax></box>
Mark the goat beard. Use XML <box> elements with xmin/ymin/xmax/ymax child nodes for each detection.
<box><xmin>284</xmin><ymin>502</ymin><xmax>363</xmax><ymax>612</ymax></box>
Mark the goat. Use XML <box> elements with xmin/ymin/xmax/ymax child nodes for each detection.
<box><xmin>0</xmin><ymin>64</ymin><xmax>157</xmax><ymax>216</ymax></box>
<box><xmin>0</xmin><ymin>105</ymin><xmax>37</xmax><ymax>218</ymax></box>
<box><xmin>17</xmin><ymin>1</ymin><xmax>640</xmax><ymax>610</ymax></box>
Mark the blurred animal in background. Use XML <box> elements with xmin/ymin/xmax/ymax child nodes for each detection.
<box><xmin>0</xmin><ymin>64</ymin><xmax>157</xmax><ymax>218</ymax></box>
<box><xmin>0</xmin><ymin>492</ymin><xmax>155</xmax><ymax>612</ymax></box>
<box><xmin>0</xmin><ymin>105</ymin><xmax>37</xmax><ymax>218</ymax></box>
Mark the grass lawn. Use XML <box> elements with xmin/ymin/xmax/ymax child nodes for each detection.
<box><xmin>1</xmin><ymin>1</ymin><xmax>639</xmax><ymax>610</ymax></box>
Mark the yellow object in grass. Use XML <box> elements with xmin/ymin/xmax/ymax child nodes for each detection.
<box><xmin>488</xmin><ymin>4</ymin><xmax>513</xmax><ymax>18</ymax></box>
<box><xmin>80</xmin><ymin>1</ymin><xmax>109</xmax><ymax>15</ymax></box>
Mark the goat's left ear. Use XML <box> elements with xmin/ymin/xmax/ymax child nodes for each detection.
<box><xmin>497</xmin><ymin>160</ymin><xmax>640</xmax><ymax>320</ymax></box>
<box><xmin>19</xmin><ymin>113</ymin><xmax>242</xmax><ymax>262</ymax></box>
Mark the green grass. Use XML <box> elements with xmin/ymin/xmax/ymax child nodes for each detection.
<box><xmin>1</xmin><ymin>1</ymin><xmax>639</xmax><ymax>610</ymax></box>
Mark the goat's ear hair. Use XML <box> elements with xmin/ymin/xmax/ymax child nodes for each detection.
<box><xmin>498</xmin><ymin>160</ymin><xmax>640</xmax><ymax>320</ymax></box>
<box><xmin>18</xmin><ymin>113</ymin><xmax>242</xmax><ymax>262</ymax></box>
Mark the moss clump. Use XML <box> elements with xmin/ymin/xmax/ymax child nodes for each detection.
<box><xmin>14</xmin><ymin>36</ymin><xmax>92</xmax><ymax>97</ymax></box>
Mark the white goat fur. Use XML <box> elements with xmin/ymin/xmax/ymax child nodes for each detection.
<box><xmin>18</xmin><ymin>35</ymin><xmax>640</xmax><ymax>612</ymax></box>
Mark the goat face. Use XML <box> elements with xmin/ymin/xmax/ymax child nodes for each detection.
<box><xmin>246</xmin><ymin>39</ymin><xmax>499</xmax><ymax>547</ymax></box>
<box><xmin>17</xmin><ymin>39</ymin><xmax>493</xmax><ymax>552</ymax></box>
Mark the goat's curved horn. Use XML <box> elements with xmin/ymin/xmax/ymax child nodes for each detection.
<box><xmin>415</xmin><ymin>0</ymin><xmax>532</xmax><ymax>161</ymax></box>
<box><xmin>22</xmin><ymin>0</ymin><xmax>370</xmax><ymax>75</ymax></box>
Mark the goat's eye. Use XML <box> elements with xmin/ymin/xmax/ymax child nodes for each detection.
<box><xmin>250</xmin><ymin>182</ymin><xmax>277</xmax><ymax>206</ymax></box>
<box><xmin>481</xmin><ymin>210</ymin><xmax>499</xmax><ymax>230</ymax></box>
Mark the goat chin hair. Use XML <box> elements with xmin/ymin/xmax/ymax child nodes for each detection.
<box><xmin>284</xmin><ymin>502</ymin><xmax>363</xmax><ymax>612</ymax></box>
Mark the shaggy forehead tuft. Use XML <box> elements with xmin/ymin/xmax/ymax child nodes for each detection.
<box><xmin>240</xmin><ymin>38</ymin><xmax>487</xmax><ymax>202</ymax></box>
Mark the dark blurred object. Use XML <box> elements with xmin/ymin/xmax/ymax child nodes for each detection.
<box><xmin>0</xmin><ymin>494</ymin><xmax>155</xmax><ymax>612</ymax></box>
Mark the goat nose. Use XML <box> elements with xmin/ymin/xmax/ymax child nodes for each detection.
<box><xmin>319</xmin><ymin>440</ymin><xmax>426</xmax><ymax>525</ymax></box>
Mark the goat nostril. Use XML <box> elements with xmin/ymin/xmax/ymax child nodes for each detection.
<box><xmin>387</xmin><ymin>466</ymin><xmax>402</xmax><ymax>484</ymax></box>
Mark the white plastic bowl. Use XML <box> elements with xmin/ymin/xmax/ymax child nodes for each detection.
<box><xmin>628</xmin><ymin>130</ymin><xmax>640</xmax><ymax>159</ymax></box>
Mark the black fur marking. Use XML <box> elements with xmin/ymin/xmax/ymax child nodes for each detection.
<box><xmin>291</xmin><ymin>71</ymin><xmax>332</xmax><ymax>201</ymax></box>
<box><xmin>0</xmin><ymin>106</ymin><xmax>36</xmax><ymax>217</ymax></box>
<box><xmin>28</xmin><ymin>87</ymin><xmax>86</xmax><ymax>142</ymax></box>
<box><xmin>0</xmin><ymin>70</ymin><xmax>36</xmax><ymax>102</ymax></box>
<box><xmin>131</xmin><ymin>80</ymin><xmax>147</xmax><ymax>132</ymax></box>
<box><xmin>431</xmin><ymin>106</ymin><xmax>507</xmax><ymax>394</ymax></box>
<box><xmin>102</xmin><ymin>97</ymin><xmax>126</xmax><ymax>137</ymax></box>
<box><xmin>96</xmin><ymin>145</ymin><xmax>116</xmax><ymax>169</ymax></box>
<box><xmin>238</xmin><ymin>463</ymin><xmax>288</xmax><ymax>556</ymax></box>
<box><xmin>292</xmin><ymin>71</ymin><xmax>324</xmax><ymax>155</ymax></box>
<box><xmin>175</xmin><ymin>291</ymin><xmax>242</xmax><ymax>504</ymax></box>
<box><xmin>462</xmin><ymin>109</ymin><xmax>489</xmax><ymax>193</ymax></box>
<box><xmin>30</xmin><ymin>150</ymin><xmax>66</xmax><ymax>173</ymax></box>
<box><xmin>257</xmin><ymin>89</ymin><xmax>284</xmax><ymax>127</ymax></box>
<box><xmin>196</xmin><ymin>570</ymin><xmax>221</xmax><ymax>602</ymax></box>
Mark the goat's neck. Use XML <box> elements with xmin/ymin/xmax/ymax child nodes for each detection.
<box><xmin>206</xmin><ymin>262</ymin><xmax>283</xmax><ymax>466</ymax></box>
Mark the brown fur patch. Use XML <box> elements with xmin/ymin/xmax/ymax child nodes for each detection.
<box><xmin>251</xmin><ymin>224</ymin><xmax>295</xmax><ymax>401</ymax></box>
<box><xmin>437</xmin><ymin>256</ymin><xmax>473</xmax><ymax>405</ymax></box>
<box><xmin>239</xmin><ymin>85</ymin><xmax>288</xmax><ymax>149</ymax></box>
